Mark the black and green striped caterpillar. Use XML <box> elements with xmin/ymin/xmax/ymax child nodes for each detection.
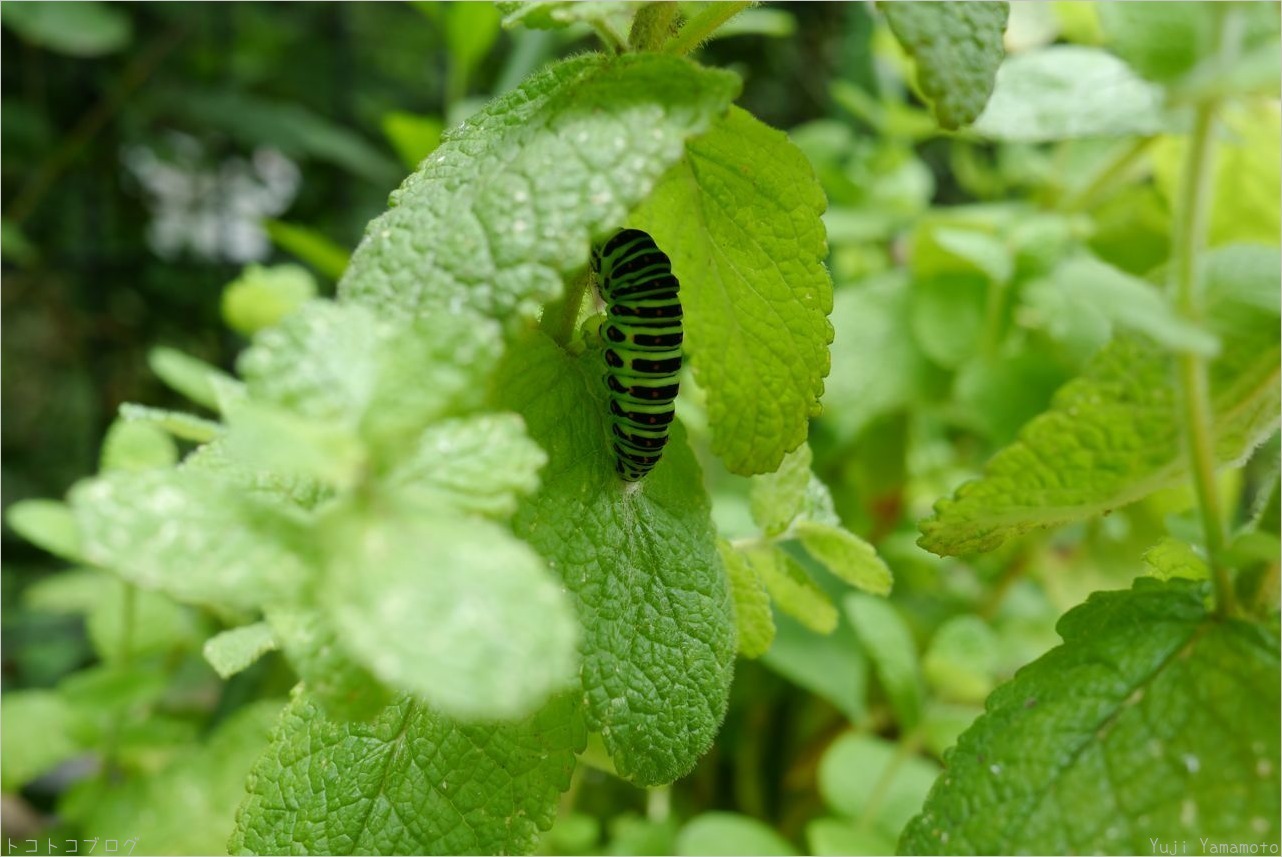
<box><xmin>591</xmin><ymin>228</ymin><xmax>683</xmax><ymax>482</ymax></box>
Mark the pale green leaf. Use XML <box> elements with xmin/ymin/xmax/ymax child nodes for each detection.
<box><xmin>99</xmin><ymin>418</ymin><xmax>179</xmax><ymax>472</ymax></box>
<box><xmin>973</xmin><ymin>46</ymin><xmax>1168</xmax><ymax>142</ymax></box>
<box><xmin>762</xmin><ymin>612</ymin><xmax>867</xmax><ymax>723</ymax></box>
<box><xmin>339</xmin><ymin>54</ymin><xmax>738</xmax><ymax>324</ymax></box>
<box><xmin>844</xmin><ymin>594</ymin><xmax>922</xmax><ymax>729</ymax></box>
<box><xmin>263</xmin><ymin>220</ymin><xmax>350</xmax><ymax>281</ymax></box>
<box><xmin>818</xmin><ymin>733</ymin><xmax>940</xmax><ymax>842</ymax></box>
<box><xmin>497</xmin><ymin>1</ymin><xmax>641</xmax><ymax>43</ymax></box>
<box><xmin>922</xmin><ymin>616</ymin><xmax>1000</xmax><ymax>704</ymax></box>
<box><xmin>230</xmin><ymin>691</ymin><xmax>585</xmax><ymax>855</ymax></box>
<box><xmin>748</xmin><ymin>545</ymin><xmax>837</xmax><ymax>635</ymax></box>
<box><xmin>806</xmin><ymin>818</ymin><xmax>895</xmax><ymax>857</ymax></box>
<box><xmin>498</xmin><ymin>334</ymin><xmax>735</xmax><ymax>786</ymax></box>
<box><xmin>325</xmin><ymin>512</ymin><xmax>578</xmax><ymax>721</ymax></box>
<box><xmin>5</xmin><ymin>498</ymin><xmax>82</xmax><ymax>561</ymax></box>
<box><xmin>882</xmin><ymin>1</ymin><xmax>1008</xmax><ymax>130</ymax></box>
<box><xmin>70</xmin><ymin>469</ymin><xmax>310</xmax><ymax>612</ymax></box>
<box><xmin>147</xmin><ymin>346</ymin><xmax>239</xmax><ymax>412</ymax></box>
<box><xmin>386</xmin><ymin>413</ymin><xmax>547</xmax><ymax>518</ymax></box>
<box><xmin>675</xmin><ymin>812</ymin><xmax>798</xmax><ymax>856</ymax></box>
<box><xmin>796</xmin><ymin>521</ymin><xmax>893</xmax><ymax>596</ymax></box>
<box><xmin>901</xmin><ymin>579</ymin><xmax>1280</xmax><ymax>853</ymax></box>
<box><xmin>222</xmin><ymin>401</ymin><xmax>367</xmax><ymax>488</ymax></box>
<box><xmin>380</xmin><ymin>111</ymin><xmax>444</xmax><ymax>170</ymax></box>
<box><xmin>919</xmin><ymin>246</ymin><xmax>1281</xmax><ymax>556</ymax></box>
<box><xmin>265</xmin><ymin>606</ymin><xmax>392</xmax><ymax>722</ymax></box>
<box><xmin>0</xmin><ymin>1</ymin><xmax>131</xmax><ymax>56</ymax></box>
<box><xmin>119</xmin><ymin>402</ymin><xmax>222</xmax><ymax>443</ymax></box>
<box><xmin>718</xmin><ymin>540</ymin><xmax>775</xmax><ymax>659</ymax></box>
<box><xmin>633</xmin><ymin>106</ymin><xmax>832</xmax><ymax>475</ymax></box>
<box><xmin>1</xmin><ymin>690</ymin><xmax>80</xmax><ymax>789</ymax></box>
<box><xmin>181</xmin><ymin>437</ymin><xmax>331</xmax><ymax>512</ymax></box>
<box><xmin>203</xmin><ymin>623</ymin><xmax>279</xmax><ymax>679</ymax></box>
<box><xmin>446</xmin><ymin>1</ymin><xmax>500</xmax><ymax>75</ymax></box>
<box><xmin>221</xmin><ymin>263</ymin><xmax>317</xmax><ymax>336</ymax></box>
<box><xmin>749</xmin><ymin>445</ymin><xmax>813</xmax><ymax>538</ymax></box>
<box><xmin>1143</xmin><ymin>536</ymin><xmax>1211</xmax><ymax>582</ymax></box>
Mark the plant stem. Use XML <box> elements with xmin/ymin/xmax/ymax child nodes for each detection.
<box><xmin>1170</xmin><ymin>8</ymin><xmax>1240</xmax><ymax>617</ymax></box>
<box><xmin>661</xmin><ymin>1</ymin><xmax>752</xmax><ymax>56</ymax></box>
<box><xmin>541</xmin><ymin>270</ymin><xmax>592</xmax><ymax>347</ymax></box>
<box><xmin>629</xmin><ymin>3</ymin><xmax>681</xmax><ymax>52</ymax></box>
<box><xmin>1060</xmin><ymin>136</ymin><xmax>1156</xmax><ymax>213</ymax></box>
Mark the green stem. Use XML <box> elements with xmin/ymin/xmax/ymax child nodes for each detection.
<box><xmin>101</xmin><ymin>583</ymin><xmax>139</xmax><ymax>781</ymax></box>
<box><xmin>1170</xmin><ymin>7</ymin><xmax>1240</xmax><ymax>618</ymax></box>
<box><xmin>661</xmin><ymin>1</ymin><xmax>752</xmax><ymax>56</ymax></box>
<box><xmin>541</xmin><ymin>270</ymin><xmax>592</xmax><ymax>347</ymax></box>
<box><xmin>1060</xmin><ymin>136</ymin><xmax>1156</xmax><ymax>212</ymax></box>
<box><xmin>629</xmin><ymin>3</ymin><xmax>681</xmax><ymax>52</ymax></box>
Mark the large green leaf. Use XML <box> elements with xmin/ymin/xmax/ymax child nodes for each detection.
<box><xmin>633</xmin><ymin>106</ymin><xmax>833</xmax><ymax>475</ymax></box>
<box><xmin>339</xmin><ymin>54</ymin><xmax>738</xmax><ymax>324</ymax></box>
<box><xmin>919</xmin><ymin>246</ymin><xmax>1281</xmax><ymax>556</ymax></box>
<box><xmin>498</xmin><ymin>333</ymin><xmax>735</xmax><ymax>786</ymax></box>
<box><xmin>882</xmin><ymin>1</ymin><xmax>1009</xmax><ymax>130</ymax></box>
<box><xmin>230</xmin><ymin>691</ymin><xmax>585</xmax><ymax>855</ymax></box>
<box><xmin>0</xmin><ymin>1</ymin><xmax>131</xmax><ymax>56</ymax></box>
<box><xmin>900</xmin><ymin>579</ymin><xmax>1281</xmax><ymax>854</ymax></box>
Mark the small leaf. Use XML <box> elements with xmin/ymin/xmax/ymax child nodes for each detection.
<box><xmin>675</xmin><ymin>812</ymin><xmax>798</xmax><ymax>856</ymax></box>
<box><xmin>922</xmin><ymin>616</ymin><xmax>999</xmax><ymax>704</ymax></box>
<box><xmin>118</xmin><ymin>403</ymin><xmax>222</xmax><ymax>443</ymax></box>
<box><xmin>1143</xmin><ymin>536</ymin><xmax>1210</xmax><ymax>582</ymax></box>
<box><xmin>497</xmin><ymin>1</ymin><xmax>641</xmax><ymax>40</ymax></box>
<box><xmin>99</xmin><ymin>418</ymin><xmax>179</xmax><ymax>472</ymax></box>
<box><xmin>748</xmin><ymin>545</ymin><xmax>837</xmax><ymax>635</ymax></box>
<box><xmin>818</xmin><ymin>733</ymin><xmax>940</xmax><ymax>841</ymax></box>
<box><xmin>973</xmin><ymin>46</ymin><xmax>1168</xmax><ymax>142</ymax></box>
<box><xmin>147</xmin><ymin>346</ymin><xmax>239</xmax><ymax>412</ymax></box>
<box><xmin>262</xmin><ymin>220</ymin><xmax>350</xmax><ymax>281</ymax></box>
<box><xmin>844</xmin><ymin>594</ymin><xmax>922</xmax><ymax>729</ymax></box>
<box><xmin>230</xmin><ymin>691</ymin><xmax>585</xmax><ymax>855</ymax></box>
<box><xmin>221</xmin><ymin>263</ymin><xmax>317</xmax><ymax>335</ymax></box>
<box><xmin>762</xmin><ymin>611</ymin><xmax>868</xmax><ymax>724</ymax></box>
<box><xmin>380</xmin><ymin>111</ymin><xmax>444</xmax><ymax>170</ymax></box>
<box><xmin>900</xmin><ymin>578</ymin><xmax>1281</xmax><ymax>854</ymax></box>
<box><xmin>881</xmin><ymin>1</ymin><xmax>1009</xmax><ymax>130</ymax></box>
<box><xmin>749</xmin><ymin>445</ymin><xmax>813</xmax><ymax>537</ymax></box>
<box><xmin>386</xmin><ymin>413</ymin><xmax>547</xmax><ymax>518</ymax></box>
<box><xmin>718</xmin><ymin>540</ymin><xmax>775</xmax><ymax>658</ymax></box>
<box><xmin>203</xmin><ymin>623</ymin><xmax>279</xmax><ymax>679</ymax></box>
<box><xmin>633</xmin><ymin>106</ymin><xmax>833</xmax><ymax>475</ymax></box>
<box><xmin>5</xmin><ymin>499</ymin><xmax>82</xmax><ymax>561</ymax></box>
<box><xmin>1</xmin><ymin>690</ymin><xmax>79</xmax><ymax>789</ymax></box>
<box><xmin>0</xmin><ymin>1</ymin><xmax>131</xmax><ymax>57</ymax></box>
<box><xmin>806</xmin><ymin>818</ymin><xmax>895</xmax><ymax>857</ymax></box>
<box><xmin>796</xmin><ymin>521</ymin><xmax>893</xmax><ymax>595</ymax></box>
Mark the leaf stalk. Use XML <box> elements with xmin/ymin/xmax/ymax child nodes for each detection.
<box><xmin>661</xmin><ymin>2</ymin><xmax>753</xmax><ymax>56</ymax></box>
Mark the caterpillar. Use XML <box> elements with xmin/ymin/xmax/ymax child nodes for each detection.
<box><xmin>591</xmin><ymin>228</ymin><xmax>683</xmax><ymax>482</ymax></box>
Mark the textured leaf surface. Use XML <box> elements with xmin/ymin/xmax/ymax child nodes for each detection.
<box><xmin>266</xmin><ymin>606</ymin><xmax>392</xmax><ymax>722</ymax></box>
<box><xmin>498</xmin><ymin>334</ymin><xmax>735</xmax><ymax>786</ymax></box>
<box><xmin>70</xmin><ymin>469</ymin><xmax>310</xmax><ymax>611</ymax></box>
<box><xmin>339</xmin><ymin>54</ymin><xmax>738</xmax><ymax>324</ymax></box>
<box><xmin>882</xmin><ymin>2</ymin><xmax>1008</xmax><ymax>130</ymax></box>
<box><xmin>797</xmin><ymin>521</ymin><xmax>892</xmax><ymax>596</ymax></box>
<box><xmin>973</xmin><ymin>46</ymin><xmax>1168</xmax><ymax>142</ymax></box>
<box><xmin>387</xmin><ymin>413</ymin><xmax>547</xmax><ymax>518</ymax></box>
<box><xmin>718</xmin><ymin>540</ymin><xmax>775</xmax><ymax>658</ymax></box>
<box><xmin>231</xmin><ymin>691</ymin><xmax>585</xmax><ymax>855</ymax></box>
<box><xmin>633</xmin><ymin>106</ymin><xmax>833</xmax><ymax>475</ymax></box>
<box><xmin>325</xmin><ymin>512</ymin><xmax>578</xmax><ymax>721</ymax></box>
<box><xmin>749</xmin><ymin>545</ymin><xmax>837</xmax><ymax>635</ymax></box>
<box><xmin>900</xmin><ymin>579</ymin><xmax>1281</xmax><ymax>854</ymax></box>
<box><xmin>919</xmin><ymin>246</ymin><xmax>1281</xmax><ymax>556</ymax></box>
<box><xmin>204</xmin><ymin>623</ymin><xmax>279</xmax><ymax>679</ymax></box>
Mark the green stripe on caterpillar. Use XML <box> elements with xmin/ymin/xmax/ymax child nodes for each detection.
<box><xmin>591</xmin><ymin>228</ymin><xmax>683</xmax><ymax>482</ymax></box>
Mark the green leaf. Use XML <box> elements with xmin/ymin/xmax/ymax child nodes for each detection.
<box><xmin>203</xmin><ymin>623</ymin><xmax>279</xmax><ymax>679</ymax></box>
<box><xmin>881</xmin><ymin>2</ymin><xmax>1008</xmax><ymax>130</ymax></box>
<box><xmin>973</xmin><ymin>46</ymin><xmax>1168</xmax><ymax>142</ymax></box>
<box><xmin>900</xmin><ymin>578</ymin><xmax>1281</xmax><ymax>854</ymax></box>
<box><xmin>796</xmin><ymin>521</ymin><xmax>893</xmax><ymax>596</ymax></box>
<box><xmin>445</xmin><ymin>1</ymin><xmax>501</xmax><ymax>77</ymax></box>
<box><xmin>498</xmin><ymin>334</ymin><xmax>735</xmax><ymax>786</ymax></box>
<box><xmin>675</xmin><ymin>812</ymin><xmax>798</xmax><ymax>856</ymax></box>
<box><xmin>386</xmin><ymin>413</ymin><xmax>547</xmax><ymax>518</ymax></box>
<box><xmin>5</xmin><ymin>498</ymin><xmax>83</xmax><ymax>561</ymax></box>
<box><xmin>147</xmin><ymin>346</ymin><xmax>239</xmax><ymax>412</ymax></box>
<box><xmin>806</xmin><ymin>818</ymin><xmax>895</xmax><ymax>857</ymax></box>
<box><xmin>263</xmin><ymin>220</ymin><xmax>350</xmax><ymax>281</ymax></box>
<box><xmin>498</xmin><ymin>1</ymin><xmax>641</xmax><ymax>42</ymax></box>
<box><xmin>99</xmin><ymin>418</ymin><xmax>179</xmax><ymax>472</ymax></box>
<box><xmin>718</xmin><ymin>540</ymin><xmax>775</xmax><ymax>658</ymax></box>
<box><xmin>748</xmin><ymin>545</ymin><xmax>837</xmax><ymax>635</ymax></box>
<box><xmin>0</xmin><ymin>1</ymin><xmax>130</xmax><ymax>56</ymax></box>
<box><xmin>818</xmin><ymin>733</ymin><xmax>940</xmax><ymax>843</ymax></box>
<box><xmin>633</xmin><ymin>106</ymin><xmax>833</xmax><ymax>475</ymax></box>
<box><xmin>339</xmin><ymin>54</ymin><xmax>738</xmax><ymax>325</ymax></box>
<box><xmin>265</xmin><ymin>606</ymin><xmax>392</xmax><ymax>721</ymax></box>
<box><xmin>749</xmin><ymin>445</ymin><xmax>813</xmax><ymax>538</ymax></box>
<box><xmin>182</xmin><ymin>437</ymin><xmax>331</xmax><ymax>512</ymax></box>
<box><xmin>70</xmin><ymin>469</ymin><xmax>309</xmax><ymax>612</ymax></box>
<box><xmin>231</xmin><ymin>691</ymin><xmax>585</xmax><ymax>855</ymax></box>
<box><xmin>1143</xmin><ymin>536</ymin><xmax>1210</xmax><ymax>582</ymax></box>
<box><xmin>762</xmin><ymin>610</ymin><xmax>867</xmax><ymax>724</ymax></box>
<box><xmin>222</xmin><ymin>401</ymin><xmax>367</xmax><ymax>488</ymax></box>
<box><xmin>118</xmin><ymin>402</ymin><xmax>222</xmax><ymax>443</ymax></box>
<box><xmin>922</xmin><ymin>616</ymin><xmax>999</xmax><ymax>704</ymax></box>
<box><xmin>238</xmin><ymin>300</ymin><xmax>502</xmax><ymax>458</ymax></box>
<box><xmin>1</xmin><ymin>690</ymin><xmax>79</xmax><ymax>789</ymax></box>
<box><xmin>222</xmin><ymin>263</ymin><xmax>318</xmax><ymax>336</ymax></box>
<box><xmin>919</xmin><ymin>246</ymin><xmax>1281</xmax><ymax>557</ymax></box>
<box><xmin>324</xmin><ymin>511</ymin><xmax>579</xmax><ymax>721</ymax></box>
<box><xmin>844</xmin><ymin>594</ymin><xmax>922</xmax><ymax>729</ymax></box>
<box><xmin>1152</xmin><ymin>103</ymin><xmax>1281</xmax><ymax>248</ymax></box>
<box><xmin>380</xmin><ymin>111</ymin><xmax>444</xmax><ymax>170</ymax></box>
